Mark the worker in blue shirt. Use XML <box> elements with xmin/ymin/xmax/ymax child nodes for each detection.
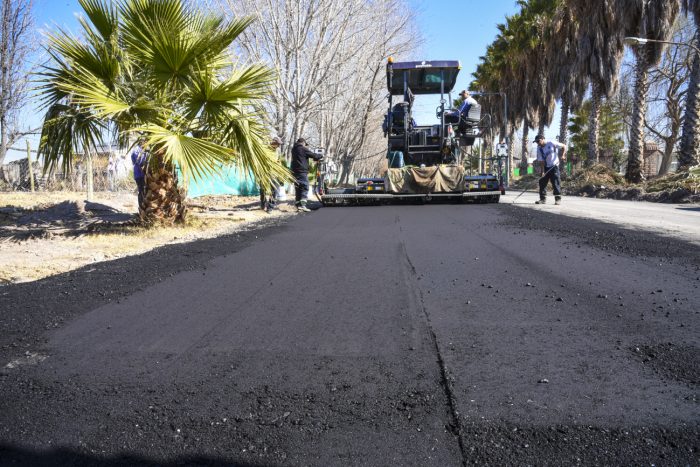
<box><xmin>534</xmin><ymin>134</ymin><xmax>567</xmax><ymax>205</ymax></box>
<box><xmin>446</xmin><ymin>90</ymin><xmax>478</xmax><ymax>123</ymax></box>
<box><xmin>131</xmin><ymin>139</ymin><xmax>148</xmax><ymax>206</ymax></box>
<box><xmin>457</xmin><ymin>90</ymin><xmax>477</xmax><ymax>117</ymax></box>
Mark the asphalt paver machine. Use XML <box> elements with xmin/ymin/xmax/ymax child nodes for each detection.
<box><xmin>318</xmin><ymin>59</ymin><xmax>505</xmax><ymax>205</ymax></box>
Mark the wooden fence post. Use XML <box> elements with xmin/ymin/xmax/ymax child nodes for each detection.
<box><xmin>86</xmin><ymin>151</ymin><xmax>94</xmax><ymax>201</ymax></box>
<box><xmin>26</xmin><ymin>140</ymin><xmax>35</xmax><ymax>193</ymax></box>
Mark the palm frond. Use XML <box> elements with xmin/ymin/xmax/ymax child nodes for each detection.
<box><xmin>78</xmin><ymin>0</ymin><xmax>119</xmax><ymax>43</ymax></box>
<box><xmin>45</xmin><ymin>28</ymin><xmax>120</xmax><ymax>89</ymax></box>
<box><xmin>186</xmin><ymin>64</ymin><xmax>275</xmax><ymax>124</ymax></box>
<box><xmin>136</xmin><ymin>124</ymin><xmax>237</xmax><ymax>183</ymax></box>
<box><xmin>38</xmin><ymin>103</ymin><xmax>106</xmax><ymax>175</ymax></box>
<box><xmin>222</xmin><ymin>116</ymin><xmax>292</xmax><ymax>191</ymax></box>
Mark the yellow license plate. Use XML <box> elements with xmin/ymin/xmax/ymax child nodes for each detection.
<box><xmin>367</xmin><ymin>186</ymin><xmax>373</xmax><ymax>191</ymax></box>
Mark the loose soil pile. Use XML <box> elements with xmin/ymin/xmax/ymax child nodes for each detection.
<box><xmin>513</xmin><ymin>165</ymin><xmax>700</xmax><ymax>203</ymax></box>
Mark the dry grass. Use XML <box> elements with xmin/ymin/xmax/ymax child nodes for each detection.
<box><xmin>646</xmin><ymin>165</ymin><xmax>700</xmax><ymax>194</ymax></box>
<box><xmin>0</xmin><ymin>191</ymin><xmax>138</xmax><ymax>210</ymax></box>
<box><xmin>0</xmin><ymin>191</ymin><xmax>297</xmax><ymax>284</ymax></box>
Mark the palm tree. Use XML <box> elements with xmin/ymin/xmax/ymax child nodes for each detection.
<box><xmin>546</xmin><ymin>2</ymin><xmax>588</xmax><ymax>145</ymax></box>
<box><xmin>678</xmin><ymin>0</ymin><xmax>700</xmax><ymax>168</ymax></box>
<box><xmin>472</xmin><ymin>12</ymin><xmax>536</xmax><ymax>176</ymax></box>
<box><xmin>626</xmin><ymin>0</ymin><xmax>680</xmax><ymax>183</ymax></box>
<box><xmin>517</xmin><ymin>0</ymin><xmax>559</xmax><ymax>136</ymax></box>
<box><xmin>569</xmin><ymin>0</ymin><xmax>628</xmax><ymax>164</ymax></box>
<box><xmin>37</xmin><ymin>0</ymin><xmax>290</xmax><ymax>225</ymax></box>
<box><xmin>472</xmin><ymin>24</ymin><xmax>514</xmax><ymax>173</ymax></box>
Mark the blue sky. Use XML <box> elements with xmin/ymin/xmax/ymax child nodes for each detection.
<box><xmin>10</xmin><ymin>0</ymin><xmax>557</xmax><ymax>162</ymax></box>
<box><xmin>406</xmin><ymin>0</ymin><xmax>560</xmax><ymax>141</ymax></box>
<box><xmin>407</xmin><ymin>0</ymin><xmax>519</xmax><ymax>119</ymax></box>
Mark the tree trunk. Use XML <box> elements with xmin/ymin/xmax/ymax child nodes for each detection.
<box><xmin>140</xmin><ymin>159</ymin><xmax>187</xmax><ymax>225</ymax></box>
<box><xmin>659</xmin><ymin>120</ymin><xmax>681</xmax><ymax>176</ymax></box>
<box><xmin>0</xmin><ymin>0</ymin><xmax>8</xmax><ymax>168</ymax></box>
<box><xmin>559</xmin><ymin>93</ymin><xmax>569</xmax><ymax>144</ymax></box>
<box><xmin>338</xmin><ymin>156</ymin><xmax>352</xmax><ymax>186</ymax></box>
<box><xmin>507</xmin><ymin>124</ymin><xmax>515</xmax><ymax>179</ymax></box>
<box><xmin>678</xmin><ymin>49</ymin><xmax>700</xmax><ymax>169</ymax></box>
<box><xmin>588</xmin><ymin>82</ymin><xmax>601</xmax><ymax>165</ymax></box>
<box><xmin>626</xmin><ymin>49</ymin><xmax>649</xmax><ymax>183</ymax></box>
<box><xmin>0</xmin><ymin>116</ymin><xmax>6</xmax><ymax>168</ymax></box>
<box><xmin>520</xmin><ymin>121</ymin><xmax>530</xmax><ymax>173</ymax></box>
<box><xmin>538</xmin><ymin>118</ymin><xmax>545</xmax><ymax>137</ymax></box>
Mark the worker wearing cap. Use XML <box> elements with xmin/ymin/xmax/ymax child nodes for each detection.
<box><xmin>446</xmin><ymin>90</ymin><xmax>478</xmax><ymax>127</ymax></box>
<box><xmin>457</xmin><ymin>90</ymin><xmax>478</xmax><ymax>117</ymax></box>
<box><xmin>291</xmin><ymin>137</ymin><xmax>323</xmax><ymax>212</ymax></box>
<box><xmin>534</xmin><ymin>134</ymin><xmax>567</xmax><ymax>205</ymax></box>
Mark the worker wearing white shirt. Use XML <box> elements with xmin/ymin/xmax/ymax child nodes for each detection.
<box><xmin>452</xmin><ymin>90</ymin><xmax>478</xmax><ymax>118</ymax></box>
<box><xmin>534</xmin><ymin>134</ymin><xmax>567</xmax><ymax>205</ymax></box>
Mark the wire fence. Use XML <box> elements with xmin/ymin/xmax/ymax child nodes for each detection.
<box><xmin>1</xmin><ymin>151</ymin><xmax>138</xmax><ymax>194</ymax></box>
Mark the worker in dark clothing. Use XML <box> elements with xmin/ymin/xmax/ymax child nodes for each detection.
<box><xmin>291</xmin><ymin>137</ymin><xmax>323</xmax><ymax>212</ymax></box>
<box><xmin>260</xmin><ymin>136</ymin><xmax>283</xmax><ymax>212</ymax></box>
<box><xmin>131</xmin><ymin>139</ymin><xmax>148</xmax><ymax>206</ymax></box>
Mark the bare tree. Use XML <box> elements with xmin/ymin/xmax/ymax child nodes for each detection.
<box><xmin>213</xmin><ymin>0</ymin><xmax>419</xmax><ymax>182</ymax></box>
<box><xmin>613</xmin><ymin>18</ymin><xmax>695</xmax><ymax>176</ymax></box>
<box><xmin>0</xmin><ymin>0</ymin><xmax>34</xmax><ymax>167</ymax></box>
<box><xmin>644</xmin><ymin>18</ymin><xmax>695</xmax><ymax>175</ymax></box>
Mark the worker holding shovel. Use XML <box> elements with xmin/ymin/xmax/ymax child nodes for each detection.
<box><xmin>534</xmin><ymin>134</ymin><xmax>567</xmax><ymax>205</ymax></box>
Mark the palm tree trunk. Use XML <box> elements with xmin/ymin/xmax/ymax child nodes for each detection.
<box><xmin>140</xmin><ymin>160</ymin><xmax>186</xmax><ymax>225</ymax></box>
<box><xmin>507</xmin><ymin>124</ymin><xmax>515</xmax><ymax>178</ymax></box>
<box><xmin>559</xmin><ymin>93</ymin><xmax>569</xmax><ymax>144</ymax></box>
<box><xmin>538</xmin><ymin>117</ymin><xmax>545</xmax><ymax>137</ymax></box>
<box><xmin>626</xmin><ymin>49</ymin><xmax>650</xmax><ymax>183</ymax></box>
<box><xmin>588</xmin><ymin>82</ymin><xmax>601</xmax><ymax>165</ymax></box>
<box><xmin>678</xmin><ymin>49</ymin><xmax>700</xmax><ymax>169</ymax></box>
<box><xmin>521</xmin><ymin>121</ymin><xmax>530</xmax><ymax>173</ymax></box>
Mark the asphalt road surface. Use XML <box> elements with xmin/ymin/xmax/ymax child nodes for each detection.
<box><xmin>513</xmin><ymin>191</ymin><xmax>700</xmax><ymax>245</ymax></box>
<box><xmin>1</xmin><ymin>200</ymin><xmax>698</xmax><ymax>466</ymax></box>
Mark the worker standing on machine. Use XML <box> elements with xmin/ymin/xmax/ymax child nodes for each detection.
<box><xmin>291</xmin><ymin>137</ymin><xmax>323</xmax><ymax>212</ymax></box>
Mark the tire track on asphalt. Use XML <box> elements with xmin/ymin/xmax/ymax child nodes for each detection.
<box><xmin>397</xmin><ymin>218</ymin><xmax>468</xmax><ymax>466</ymax></box>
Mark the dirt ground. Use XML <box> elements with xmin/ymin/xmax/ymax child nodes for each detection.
<box><xmin>0</xmin><ymin>190</ymin><xmax>298</xmax><ymax>284</ymax></box>
<box><xmin>512</xmin><ymin>165</ymin><xmax>700</xmax><ymax>203</ymax></box>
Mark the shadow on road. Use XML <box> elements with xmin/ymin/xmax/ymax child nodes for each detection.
<box><xmin>0</xmin><ymin>444</ymin><xmax>274</xmax><ymax>467</ymax></box>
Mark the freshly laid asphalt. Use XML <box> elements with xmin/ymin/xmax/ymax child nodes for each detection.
<box><xmin>1</xmin><ymin>200</ymin><xmax>698</xmax><ymax>466</ymax></box>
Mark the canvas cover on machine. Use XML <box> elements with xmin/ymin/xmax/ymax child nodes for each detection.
<box><xmin>386</xmin><ymin>165</ymin><xmax>466</xmax><ymax>194</ymax></box>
